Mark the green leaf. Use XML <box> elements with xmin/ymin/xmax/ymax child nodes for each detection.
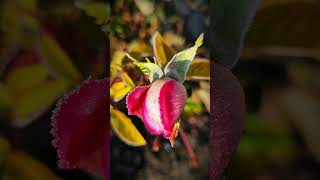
<box><xmin>40</xmin><ymin>34</ymin><xmax>82</xmax><ymax>83</ymax></box>
<box><xmin>184</xmin><ymin>98</ymin><xmax>203</xmax><ymax>114</ymax></box>
<box><xmin>212</xmin><ymin>0</ymin><xmax>260</xmax><ymax>68</ymax></box>
<box><xmin>186</xmin><ymin>58</ymin><xmax>210</xmax><ymax>80</ymax></box>
<box><xmin>111</xmin><ymin>107</ymin><xmax>147</xmax><ymax>147</ymax></box>
<box><xmin>164</xmin><ymin>33</ymin><xmax>204</xmax><ymax>82</ymax></box>
<box><xmin>152</xmin><ymin>32</ymin><xmax>175</xmax><ymax>68</ymax></box>
<box><xmin>128</xmin><ymin>41</ymin><xmax>153</xmax><ymax>55</ymax></box>
<box><xmin>110</xmin><ymin>72</ymin><xmax>136</xmax><ymax>102</ymax></box>
<box><xmin>135</xmin><ymin>61</ymin><xmax>163</xmax><ymax>83</ymax></box>
<box><xmin>126</xmin><ymin>53</ymin><xmax>164</xmax><ymax>83</ymax></box>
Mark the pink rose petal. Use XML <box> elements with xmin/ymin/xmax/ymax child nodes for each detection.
<box><xmin>159</xmin><ymin>79</ymin><xmax>187</xmax><ymax>138</ymax></box>
<box><xmin>211</xmin><ymin>63</ymin><xmax>245</xmax><ymax>180</ymax></box>
<box><xmin>126</xmin><ymin>77</ymin><xmax>187</xmax><ymax>140</ymax></box>
<box><xmin>51</xmin><ymin>78</ymin><xmax>109</xmax><ymax>176</ymax></box>
<box><xmin>142</xmin><ymin>78</ymin><xmax>170</xmax><ymax>135</ymax></box>
<box><xmin>126</xmin><ymin>85</ymin><xmax>150</xmax><ymax>119</ymax></box>
<box><xmin>142</xmin><ymin>77</ymin><xmax>187</xmax><ymax>138</ymax></box>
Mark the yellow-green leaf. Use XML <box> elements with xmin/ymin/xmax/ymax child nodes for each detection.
<box><xmin>76</xmin><ymin>1</ymin><xmax>109</xmax><ymax>25</ymax></box>
<box><xmin>134</xmin><ymin>61</ymin><xmax>163</xmax><ymax>83</ymax></box>
<box><xmin>12</xmin><ymin>80</ymin><xmax>70</xmax><ymax>127</ymax></box>
<box><xmin>128</xmin><ymin>41</ymin><xmax>153</xmax><ymax>55</ymax></box>
<box><xmin>186</xmin><ymin>58</ymin><xmax>210</xmax><ymax>80</ymax></box>
<box><xmin>3</xmin><ymin>151</ymin><xmax>61</xmax><ymax>180</ymax></box>
<box><xmin>110</xmin><ymin>72</ymin><xmax>135</xmax><ymax>101</ymax></box>
<box><xmin>111</xmin><ymin>108</ymin><xmax>147</xmax><ymax>147</ymax></box>
<box><xmin>40</xmin><ymin>34</ymin><xmax>82</xmax><ymax>83</ymax></box>
<box><xmin>126</xmin><ymin>53</ymin><xmax>164</xmax><ymax>83</ymax></box>
<box><xmin>152</xmin><ymin>32</ymin><xmax>175</xmax><ymax>68</ymax></box>
<box><xmin>110</xmin><ymin>50</ymin><xmax>126</xmax><ymax>78</ymax></box>
<box><xmin>164</xmin><ymin>33</ymin><xmax>204</xmax><ymax>82</ymax></box>
<box><xmin>5</xmin><ymin>64</ymin><xmax>47</xmax><ymax>94</ymax></box>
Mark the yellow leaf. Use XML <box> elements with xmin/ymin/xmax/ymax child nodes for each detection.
<box><xmin>12</xmin><ymin>80</ymin><xmax>70</xmax><ymax>127</ymax></box>
<box><xmin>5</xmin><ymin>64</ymin><xmax>47</xmax><ymax>94</ymax></box>
<box><xmin>127</xmin><ymin>41</ymin><xmax>152</xmax><ymax>55</ymax></box>
<box><xmin>40</xmin><ymin>34</ymin><xmax>82</xmax><ymax>83</ymax></box>
<box><xmin>111</xmin><ymin>108</ymin><xmax>147</xmax><ymax>147</ymax></box>
<box><xmin>134</xmin><ymin>0</ymin><xmax>154</xmax><ymax>16</ymax></box>
<box><xmin>110</xmin><ymin>72</ymin><xmax>135</xmax><ymax>101</ymax></box>
<box><xmin>198</xmin><ymin>82</ymin><xmax>210</xmax><ymax>112</ymax></box>
<box><xmin>4</xmin><ymin>151</ymin><xmax>61</xmax><ymax>180</ymax></box>
<box><xmin>163</xmin><ymin>32</ymin><xmax>185</xmax><ymax>48</ymax></box>
<box><xmin>186</xmin><ymin>58</ymin><xmax>210</xmax><ymax>80</ymax></box>
<box><xmin>152</xmin><ymin>32</ymin><xmax>175</xmax><ymax>68</ymax></box>
<box><xmin>110</xmin><ymin>50</ymin><xmax>126</xmax><ymax>78</ymax></box>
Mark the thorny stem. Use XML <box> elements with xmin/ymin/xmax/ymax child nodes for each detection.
<box><xmin>179</xmin><ymin>128</ymin><xmax>199</xmax><ymax>167</ymax></box>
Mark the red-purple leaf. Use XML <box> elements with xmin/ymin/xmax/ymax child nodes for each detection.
<box><xmin>51</xmin><ymin>78</ymin><xmax>109</xmax><ymax>176</ymax></box>
<box><xmin>211</xmin><ymin>63</ymin><xmax>245</xmax><ymax>180</ymax></box>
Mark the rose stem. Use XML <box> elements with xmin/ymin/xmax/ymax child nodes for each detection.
<box><xmin>179</xmin><ymin>128</ymin><xmax>199</xmax><ymax>167</ymax></box>
<box><xmin>152</xmin><ymin>136</ymin><xmax>161</xmax><ymax>152</ymax></box>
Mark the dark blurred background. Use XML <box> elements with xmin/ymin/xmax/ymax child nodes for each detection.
<box><xmin>230</xmin><ymin>1</ymin><xmax>320</xmax><ymax>179</ymax></box>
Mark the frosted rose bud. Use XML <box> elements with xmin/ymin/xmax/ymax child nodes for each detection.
<box><xmin>126</xmin><ymin>77</ymin><xmax>187</xmax><ymax>141</ymax></box>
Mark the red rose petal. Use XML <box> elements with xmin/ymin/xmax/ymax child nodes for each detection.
<box><xmin>211</xmin><ymin>63</ymin><xmax>245</xmax><ymax>180</ymax></box>
<box><xmin>126</xmin><ymin>85</ymin><xmax>150</xmax><ymax>119</ymax></box>
<box><xmin>51</xmin><ymin>78</ymin><xmax>109</xmax><ymax>176</ymax></box>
